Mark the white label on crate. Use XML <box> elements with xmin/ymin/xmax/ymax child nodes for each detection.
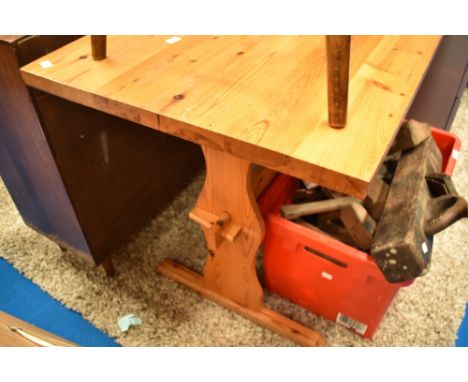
<box><xmin>321</xmin><ymin>271</ymin><xmax>333</xmax><ymax>280</ymax></box>
<box><xmin>336</xmin><ymin>313</ymin><xmax>368</xmax><ymax>335</ymax></box>
<box><xmin>421</xmin><ymin>242</ymin><xmax>428</xmax><ymax>254</ymax></box>
<box><xmin>452</xmin><ymin>149</ymin><xmax>460</xmax><ymax>161</ymax></box>
<box><xmin>165</xmin><ymin>36</ymin><xmax>181</xmax><ymax>44</ymax></box>
<box><xmin>39</xmin><ymin>60</ymin><xmax>53</xmax><ymax>69</ymax></box>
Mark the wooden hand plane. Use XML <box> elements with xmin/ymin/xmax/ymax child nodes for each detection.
<box><xmin>371</xmin><ymin>137</ymin><xmax>467</xmax><ymax>283</ymax></box>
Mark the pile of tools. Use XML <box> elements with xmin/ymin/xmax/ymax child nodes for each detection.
<box><xmin>280</xmin><ymin>120</ymin><xmax>467</xmax><ymax>283</ymax></box>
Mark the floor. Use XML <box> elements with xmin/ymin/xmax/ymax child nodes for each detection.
<box><xmin>0</xmin><ymin>257</ymin><xmax>119</xmax><ymax>347</ymax></box>
<box><xmin>0</xmin><ymin>254</ymin><xmax>466</xmax><ymax>346</ymax></box>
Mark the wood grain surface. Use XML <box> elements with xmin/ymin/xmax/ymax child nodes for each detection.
<box><xmin>0</xmin><ymin>311</ymin><xmax>76</xmax><ymax>346</ymax></box>
<box><xmin>21</xmin><ymin>35</ymin><xmax>441</xmax><ymax>197</ymax></box>
<box><xmin>195</xmin><ymin>147</ymin><xmax>265</xmax><ymax>309</ymax></box>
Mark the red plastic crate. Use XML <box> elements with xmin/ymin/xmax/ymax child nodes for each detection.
<box><xmin>258</xmin><ymin>128</ymin><xmax>461</xmax><ymax>339</ymax></box>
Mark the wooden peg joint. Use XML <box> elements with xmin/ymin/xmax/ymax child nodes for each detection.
<box><xmin>189</xmin><ymin>207</ymin><xmax>242</xmax><ymax>249</ymax></box>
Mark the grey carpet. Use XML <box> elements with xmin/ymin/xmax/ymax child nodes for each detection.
<box><xmin>1</xmin><ymin>91</ymin><xmax>467</xmax><ymax>346</ymax></box>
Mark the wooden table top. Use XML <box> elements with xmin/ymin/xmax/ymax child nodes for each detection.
<box><xmin>20</xmin><ymin>35</ymin><xmax>441</xmax><ymax>197</ymax></box>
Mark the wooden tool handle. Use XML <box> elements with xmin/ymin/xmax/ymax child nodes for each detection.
<box><xmin>326</xmin><ymin>35</ymin><xmax>351</xmax><ymax>129</ymax></box>
<box><xmin>91</xmin><ymin>35</ymin><xmax>107</xmax><ymax>60</ymax></box>
<box><xmin>425</xmin><ymin>195</ymin><xmax>468</xmax><ymax>236</ymax></box>
<box><xmin>280</xmin><ymin>196</ymin><xmax>358</xmax><ymax>220</ymax></box>
<box><xmin>340</xmin><ymin>203</ymin><xmax>376</xmax><ymax>251</ymax></box>
<box><xmin>425</xmin><ymin>172</ymin><xmax>467</xmax><ymax>236</ymax></box>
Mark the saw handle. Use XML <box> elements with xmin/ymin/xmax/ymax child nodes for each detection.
<box><xmin>424</xmin><ymin>174</ymin><xmax>468</xmax><ymax>236</ymax></box>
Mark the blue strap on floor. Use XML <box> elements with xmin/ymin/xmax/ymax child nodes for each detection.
<box><xmin>456</xmin><ymin>304</ymin><xmax>468</xmax><ymax>347</ymax></box>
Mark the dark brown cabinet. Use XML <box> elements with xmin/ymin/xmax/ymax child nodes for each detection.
<box><xmin>407</xmin><ymin>35</ymin><xmax>468</xmax><ymax>130</ymax></box>
<box><xmin>0</xmin><ymin>36</ymin><xmax>203</xmax><ymax>273</ymax></box>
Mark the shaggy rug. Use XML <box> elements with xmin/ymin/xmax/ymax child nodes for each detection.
<box><xmin>1</xmin><ymin>92</ymin><xmax>467</xmax><ymax>347</ymax></box>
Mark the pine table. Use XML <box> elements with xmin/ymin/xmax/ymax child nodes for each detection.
<box><xmin>21</xmin><ymin>35</ymin><xmax>440</xmax><ymax>345</ymax></box>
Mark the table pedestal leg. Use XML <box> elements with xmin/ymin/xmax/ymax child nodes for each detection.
<box><xmin>158</xmin><ymin>146</ymin><xmax>325</xmax><ymax>346</ymax></box>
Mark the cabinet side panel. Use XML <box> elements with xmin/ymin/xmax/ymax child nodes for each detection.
<box><xmin>406</xmin><ymin>35</ymin><xmax>468</xmax><ymax>130</ymax></box>
<box><xmin>0</xmin><ymin>44</ymin><xmax>91</xmax><ymax>259</ymax></box>
<box><xmin>35</xmin><ymin>92</ymin><xmax>204</xmax><ymax>263</ymax></box>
